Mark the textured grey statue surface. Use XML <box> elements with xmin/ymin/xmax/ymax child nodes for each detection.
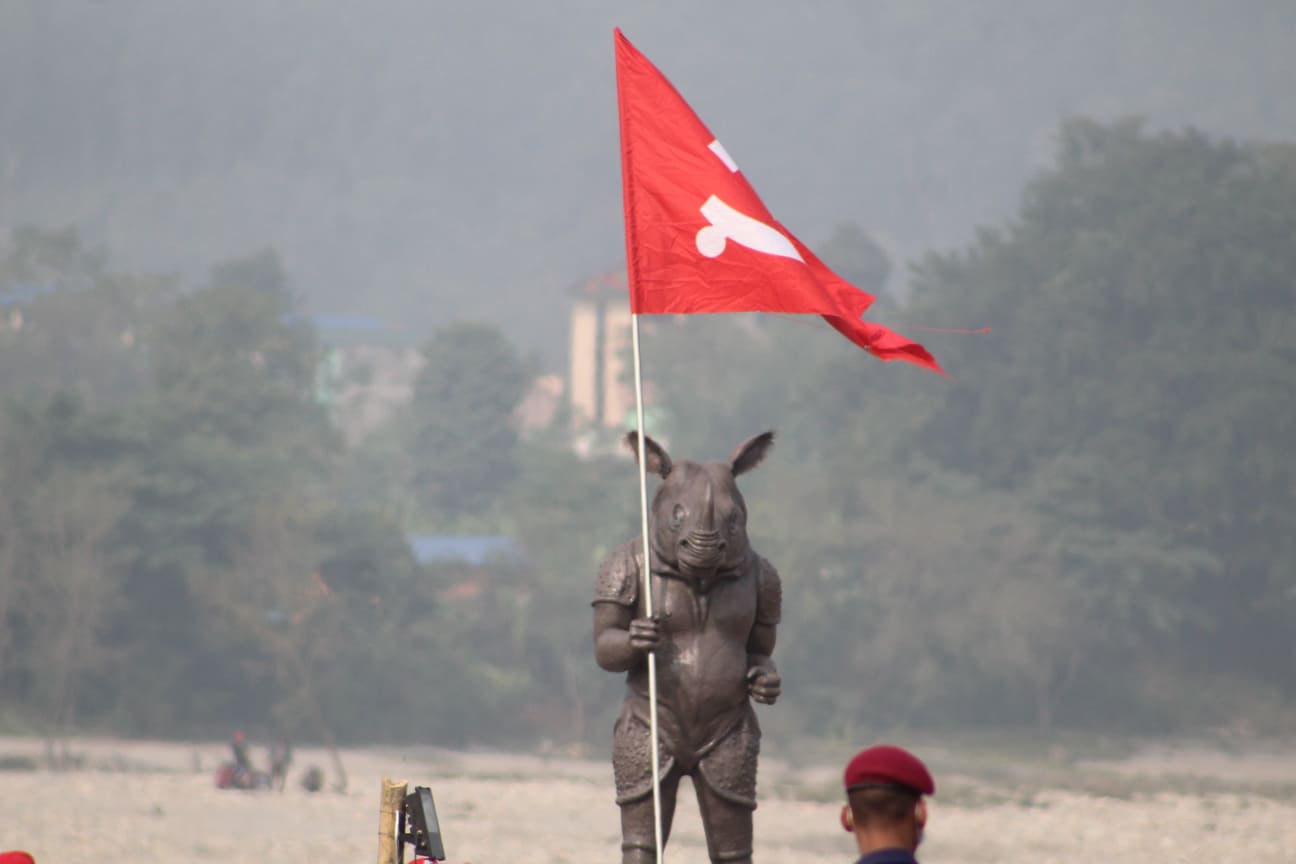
<box><xmin>593</xmin><ymin>431</ymin><xmax>782</xmax><ymax>864</ymax></box>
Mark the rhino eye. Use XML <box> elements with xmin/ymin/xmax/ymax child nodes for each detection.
<box><xmin>669</xmin><ymin>504</ymin><xmax>686</xmax><ymax>530</ymax></box>
<box><xmin>726</xmin><ymin>511</ymin><xmax>743</xmax><ymax>533</ymax></box>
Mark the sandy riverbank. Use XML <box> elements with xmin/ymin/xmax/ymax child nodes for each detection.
<box><xmin>1</xmin><ymin>735</ymin><xmax>1293</xmax><ymax>863</ymax></box>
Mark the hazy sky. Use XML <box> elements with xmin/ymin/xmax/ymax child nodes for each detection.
<box><xmin>3</xmin><ymin>1</ymin><xmax>1295</xmax><ymax>366</ymax></box>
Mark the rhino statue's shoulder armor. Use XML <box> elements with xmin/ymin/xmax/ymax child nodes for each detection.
<box><xmin>593</xmin><ymin>540</ymin><xmax>643</xmax><ymax>608</ymax></box>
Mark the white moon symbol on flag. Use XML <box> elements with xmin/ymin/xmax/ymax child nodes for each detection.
<box><xmin>696</xmin><ymin>196</ymin><xmax>804</xmax><ymax>261</ymax></box>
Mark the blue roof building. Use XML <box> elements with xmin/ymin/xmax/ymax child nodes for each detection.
<box><xmin>407</xmin><ymin>534</ymin><xmax>519</xmax><ymax>566</ymax></box>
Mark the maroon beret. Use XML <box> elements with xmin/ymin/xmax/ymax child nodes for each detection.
<box><xmin>844</xmin><ymin>745</ymin><xmax>934</xmax><ymax>796</ymax></box>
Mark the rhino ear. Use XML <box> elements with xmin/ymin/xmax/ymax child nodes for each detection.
<box><xmin>728</xmin><ymin>430</ymin><xmax>775</xmax><ymax>476</ymax></box>
<box><xmin>624</xmin><ymin>430</ymin><xmax>672</xmax><ymax>478</ymax></box>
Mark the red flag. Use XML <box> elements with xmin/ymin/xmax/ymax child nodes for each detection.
<box><xmin>615</xmin><ymin>28</ymin><xmax>942</xmax><ymax>374</ymax></box>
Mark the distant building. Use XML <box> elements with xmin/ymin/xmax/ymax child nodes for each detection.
<box><xmin>407</xmin><ymin>533</ymin><xmax>521</xmax><ymax>601</ymax></box>
<box><xmin>315</xmin><ymin>316</ymin><xmax>569</xmax><ymax>445</ymax></box>
<box><xmin>0</xmin><ymin>282</ymin><xmax>56</xmax><ymax>307</ymax></box>
<box><xmin>568</xmin><ymin>269</ymin><xmax>633</xmax><ymax>431</ymax></box>
<box><xmin>314</xmin><ymin>268</ymin><xmax>649</xmax><ymax>451</ymax></box>
<box><xmin>407</xmin><ymin>534</ymin><xmax>520</xmax><ymax>566</ymax></box>
<box><xmin>1</xmin><ymin>282</ymin><xmax>56</xmax><ymax>332</ymax></box>
<box><xmin>320</xmin><ymin>342</ymin><xmax>425</xmax><ymax>444</ymax></box>
<box><xmin>517</xmin><ymin>373</ymin><xmax>564</xmax><ymax>435</ymax></box>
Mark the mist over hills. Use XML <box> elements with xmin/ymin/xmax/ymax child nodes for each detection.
<box><xmin>3</xmin><ymin>0</ymin><xmax>1294</xmax><ymax>367</ymax></box>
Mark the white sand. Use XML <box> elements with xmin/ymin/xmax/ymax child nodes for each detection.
<box><xmin>0</xmin><ymin>736</ymin><xmax>1292</xmax><ymax>863</ymax></box>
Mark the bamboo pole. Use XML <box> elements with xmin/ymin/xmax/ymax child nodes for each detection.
<box><xmin>378</xmin><ymin>778</ymin><xmax>408</xmax><ymax>864</ymax></box>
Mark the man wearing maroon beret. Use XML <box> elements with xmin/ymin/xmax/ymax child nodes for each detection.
<box><xmin>839</xmin><ymin>745</ymin><xmax>935</xmax><ymax>864</ymax></box>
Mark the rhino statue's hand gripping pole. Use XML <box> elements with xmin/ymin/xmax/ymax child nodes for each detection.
<box><xmin>593</xmin><ymin>430</ymin><xmax>783</xmax><ymax>864</ymax></box>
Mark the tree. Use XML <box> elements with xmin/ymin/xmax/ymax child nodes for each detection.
<box><xmin>503</xmin><ymin>441</ymin><xmax>641</xmax><ymax>743</ymax></box>
<box><xmin>112</xmin><ymin>250</ymin><xmax>339</xmax><ymax>733</ymax></box>
<box><xmin>0</xmin><ymin>226</ymin><xmax>174</xmax><ymax>408</ymax></box>
<box><xmin>904</xmin><ymin>119</ymin><xmax>1296</xmax><ymax>723</ymax></box>
<box><xmin>0</xmin><ymin>390</ymin><xmax>137</xmax><ymax>731</ymax></box>
<box><xmin>24</xmin><ymin>468</ymin><xmax>126</xmax><ymax>765</ymax></box>
<box><xmin>612</xmin><ymin>123</ymin><xmax>1296</xmax><ymax>733</ymax></box>
<box><xmin>190</xmin><ymin>496</ymin><xmax>353</xmax><ymax>787</ymax></box>
<box><xmin>819</xmin><ymin>222</ymin><xmax>893</xmax><ymax>295</ymax></box>
<box><xmin>408</xmin><ymin>322</ymin><xmax>530</xmax><ymax>520</ymax></box>
<box><xmin>0</xmin><ymin>442</ymin><xmax>29</xmax><ymax>690</ymax></box>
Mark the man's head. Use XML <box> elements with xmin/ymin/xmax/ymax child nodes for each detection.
<box><xmin>839</xmin><ymin>745</ymin><xmax>934</xmax><ymax>855</ymax></box>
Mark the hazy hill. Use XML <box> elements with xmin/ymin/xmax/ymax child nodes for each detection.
<box><xmin>3</xmin><ymin>0</ymin><xmax>1295</xmax><ymax>366</ymax></box>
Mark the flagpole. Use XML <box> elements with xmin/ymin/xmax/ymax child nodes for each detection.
<box><xmin>630</xmin><ymin>312</ymin><xmax>665</xmax><ymax>864</ymax></box>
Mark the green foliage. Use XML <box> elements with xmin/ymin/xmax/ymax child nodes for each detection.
<box><xmin>0</xmin><ymin>227</ymin><xmax>173</xmax><ymax>407</ymax></box>
<box><xmin>628</xmin><ymin>120</ymin><xmax>1296</xmax><ymax>736</ymax></box>
<box><xmin>819</xmin><ymin>222</ymin><xmax>893</xmax><ymax>295</ymax></box>
<box><xmin>24</xmin><ymin>465</ymin><xmax>127</xmax><ymax>761</ymax></box>
<box><xmin>0</xmin><ymin>390</ymin><xmax>137</xmax><ymax>748</ymax></box>
<box><xmin>409</xmin><ymin>322</ymin><xmax>530</xmax><ymax>520</ymax></box>
<box><xmin>148</xmin><ymin>250</ymin><xmax>325</xmax><ymax>452</ymax></box>
<box><xmin>905</xmin><ymin>119</ymin><xmax>1296</xmax><ymax>707</ymax></box>
<box><xmin>2</xmin><ymin>117</ymin><xmax>1295</xmax><ymax>748</ymax></box>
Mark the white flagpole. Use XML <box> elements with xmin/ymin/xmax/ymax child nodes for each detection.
<box><xmin>630</xmin><ymin>312</ymin><xmax>665</xmax><ymax>864</ymax></box>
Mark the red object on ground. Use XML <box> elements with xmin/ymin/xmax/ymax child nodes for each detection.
<box><xmin>214</xmin><ymin>762</ymin><xmax>237</xmax><ymax>789</ymax></box>
<box><xmin>0</xmin><ymin>851</ymin><xmax>37</xmax><ymax>864</ymax></box>
<box><xmin>614</xmin><ymin>28</ymin><xmax>941</xmax><ymax>374</ymax></box>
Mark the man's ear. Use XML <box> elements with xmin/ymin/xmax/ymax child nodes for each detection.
<box><xmin>840</xmin><ymin>804</ymin><xmax>854</xmax><ymax>833</ymax></box>
<box><xmin>914</xmin><ymin>798</ymin><xmax>928</xmax><ymax>829</ymax></box>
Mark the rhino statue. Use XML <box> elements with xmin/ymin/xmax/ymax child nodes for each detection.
<box><xmin>593</xmin><ymin>430</ymin><xmax>782</xmax><ymax>864</ymax></box>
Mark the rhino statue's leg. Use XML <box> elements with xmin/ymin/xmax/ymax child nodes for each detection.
<box><xmin>692</xmin><ymin>707</ymin><xmax>760</xmax><ymax>864</ymax></box>
<box><xmin>619</xmin><ymin>768</ymin><xmax>682</xmax><ymax>864</ymax></box>
<box><xmin>694</xmin><ymin>780</ymin><xmax>753</xmax><ymax>864</ymax></box>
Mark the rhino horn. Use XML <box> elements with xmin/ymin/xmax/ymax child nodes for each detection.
<box><xmin>698</xmin><ymin>482</ymin><xmax>716</xmax><ymax>533</ymax></box>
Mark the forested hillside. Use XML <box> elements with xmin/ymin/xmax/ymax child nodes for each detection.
<box><xmin>643</xmin><ymin>120</ymin><xmax>1296</xmax><ymax>738</ymax></box>
<box><xmin>1</xmin><ymin>120</ymin><xmax>1292</xmax><ymax>748</ymax></box>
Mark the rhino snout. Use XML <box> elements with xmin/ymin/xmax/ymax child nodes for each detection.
<box><xmin>680</xmin><ymin>530</ymin><xmax>726</xmax><ymax>566</ymax></box>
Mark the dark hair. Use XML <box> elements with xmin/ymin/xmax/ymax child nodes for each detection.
<box><xmin>847</xmin><ymin>786</ymin><xmax>920</xmax><ymax>827</ymax></box>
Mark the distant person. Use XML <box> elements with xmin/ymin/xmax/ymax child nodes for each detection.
<box><xmin>215</xmin><ymin>728</ymin><xmax>272</xmax><ymax>790</ymax></box>
<box><xmin>230</xmin><ymin>729</ymin><xmax>252</xmax><ymax>773</ymax></box>
<box><xmin>839</xmin><ymin>745</ymin><xmax>935</xmax><ymax>864</ymax></box>
<box><xmin>269</xmin><ymin>736</ymin><xmax>293</xmax><ymax>792</ymax></box>
<box><xmin>300</xmin><ymin>764</ymin><xmax>324</xmax><ymax>793</ymax></box>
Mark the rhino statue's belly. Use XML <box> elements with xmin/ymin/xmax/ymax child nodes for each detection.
<box><xmin>629</xmin><ymin>567</ymin><xmax>758</xmax><ymax>748</ymax></box>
